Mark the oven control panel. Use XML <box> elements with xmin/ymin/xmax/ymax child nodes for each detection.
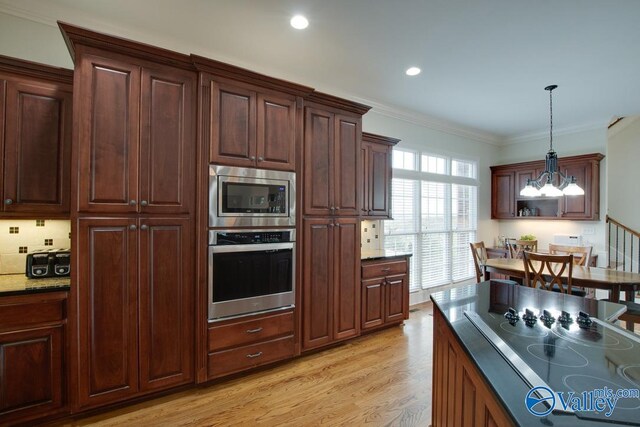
<box><xmin>211</xmin><ymin>230</ymin><xmax>294</xmax><ymax>245</ymax></box>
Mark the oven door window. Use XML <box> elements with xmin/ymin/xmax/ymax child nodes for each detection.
<box><xmin>220</xmin><ymin>181</ymin><xmax>287</xmax><ymax>215</ymax></box>
<box><xmin>211</xmin><ymin>248</ymin><xmax>293</xmax><ymax>302</ymax></box>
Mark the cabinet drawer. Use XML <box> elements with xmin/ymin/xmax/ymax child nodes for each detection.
<box><xmin>208</xmin><ymin>335</ymin><xmax>295</xmax><ymax>378</ymax></box>
<box><xmin>362</xmin><ymin>260</ymin><xmax>407</xmax><ymax>279</ymax></box>
<box><xmin>208</xmin><ymin>311</ymin><xmax>294</xmax><ymax>352</ymax></box>
<box><xmin>0</xmin><ymin>293</ymin><xmax>66</xmax><ymax>330</ymax></box>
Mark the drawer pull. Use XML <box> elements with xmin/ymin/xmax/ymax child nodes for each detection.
<box><xmin>381</xmin><ymin>267</ymin><xmax>391</xmax><ymax>272</ymax></box>
<box><xmin>246</xmin><ymin>327</ymin><xmax>263</xmax><ymax>334</ymax></box>
<box><xmin>246</xmin><ymin>351</ymin><xmax>263</xmax><ymax>358</ymax></box>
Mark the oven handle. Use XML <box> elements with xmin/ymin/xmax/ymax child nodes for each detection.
<box><xmin>209</xmin><ymin>242</ymin><xmax>294</xmax><ymax>254</ymax></box>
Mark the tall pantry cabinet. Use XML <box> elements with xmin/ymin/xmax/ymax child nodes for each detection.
<box><xmin>60</xmin><ymin>23</ymin><xmax>196</xmax><ymax>410</ymax></box>
<box><xmin>301</xmin><ymin>93</ymin><xmax>370</xmax><ymax>351</ymax></box>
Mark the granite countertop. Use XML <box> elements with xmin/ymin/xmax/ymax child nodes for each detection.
<box><xmin>361</xmin><ymin>249</ymin><xmax>412</xmax><ymax>261</ymax></box>
<box><xmin>431</xmin><ymin>281</ymin><xmax>635</xmax><ymax>426</ymax></box>
<box><xmin>0</xmin><ymin>274</ymin><xmax>70</xmax><ymax>296</ymax></box>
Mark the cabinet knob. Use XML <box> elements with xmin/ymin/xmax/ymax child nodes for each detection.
<box><xmin>129</xmin><ymin>200</ymin><xmax>137</xmax><ymax>206</ymax></box>
<box><xmin>258</xmin><ymin>156</ymin><xmax>264</xmax><ymax>162</ymax></box>
<box><xmin>336</xmin><ymin>222</ymin><xmax>341</xmax><ymax>228</ymax></box>
<box><xmin>329</xmin><ymin>222</ymin><xmax>335</xmax><ymax>227</ymax></box>
<box><xmin>140</xmin><ymin>224</ymin><xmax>148</xmax><ymax>230</ymax></box>
<box><xmin>140</xmin><ymin>200</ymin><xmax>148</xmax><ymax>207</ymax></box>
<box><xmin>335</xmin><ymin>207</ymin><xmax>340</xmax><ymax>211</ymax></box>
<box><xmin>129</xmin><ymin>224</ymin><xmax>137</xmax><ymax>231</ymax></box>
<box><xmin>250</xmin><ymin>156</ymin><xmax>256</xmax><ymax>161</ymax></box>
<box><xmin>3</xmin><ymin>199</ymin><xmax>12</xmax><ymax>205</ymax></box>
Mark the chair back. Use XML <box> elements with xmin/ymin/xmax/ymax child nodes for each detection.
<box><xmin>470</xmin><ymin>241</ymin><xmax>487</xmax><ymax>283</ymax></box>
<box><xmin>508</xmin><ymin>239</ymin><xmax>538</xmax><ymax>259</ymax></box>
<box><xmin>548</xmin><ymin>244</ymin><xmax>592</xmax><ymax>266</ymax></box>
<box><xmin>522</xmin><ymin>251</ymin><xmax>574</xmax><ymax>293</ymax></box>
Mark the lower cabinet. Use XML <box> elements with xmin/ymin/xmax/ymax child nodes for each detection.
<box><xmin>0</xmin><ymin>292</ymin><xmax>68</xmax><ymax>425</ymax></box>
<box><xmin>432</xmin><ymin>308</ymin><xmax>514</xmax><ymax>427</ymax></box>
<box><xmin>302</xmin><ymin>217</ymin><xmax>360</xmax><ymax>351</ymax></box>
<box><xmin>361</xmin><ymin>258</ymin><xmax>409</xmax><ymax>331</ymax></box>
<box><xmin>76</xmin><ymin>217</ymin><xmax>193</xmax><ymax>409</ymax></box>
<box><xmin>207</xmin><ymin>310</ymin><xmax>295</xmax><ymax>379</ymax></box>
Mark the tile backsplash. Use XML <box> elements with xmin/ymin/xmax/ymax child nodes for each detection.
<box><xmin>0</xmin><ymin>220</ymin><xmax>71</xmax><ymax>274</ymax></box>
<box><xmin>361</xmin><ymin>220</ymin><xmax>382</xmax><ymax>251</ymax></box>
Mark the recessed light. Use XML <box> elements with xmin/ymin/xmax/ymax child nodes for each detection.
<box><xmin>290</xmin><ymin>15</ymin><xmax>309</xmax><ymax>30</ymax></box>
<box><xmin>406</xmin><ymin>67</ymin><xmax>421</xmax><ymax>76</ymax></box>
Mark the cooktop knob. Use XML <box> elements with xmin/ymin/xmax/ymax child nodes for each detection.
<box><xmin>504</xmin><ymin>307</ymin><xmax>519</xmax><ymax>323</ymax></box>
<box><xmin>540</xmin><ymin>309</ymin><xmax>555</xmax><ymax>325</ymax></box>
<box><xmin>577</xmin><ymin>311</ymin><xmax>593</xmax><ymax>328</ymax></box>
<box><xmin>558</xmin><ymin>310</ymin><xmax>573</xmax><ymax>324</ymax></box>
<box><xmin>523</xmin><ymin>308</ymin><xmax>538</xmax><ymax>327</ymax></box>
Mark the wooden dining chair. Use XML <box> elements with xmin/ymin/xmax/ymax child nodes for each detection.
<box><xmin>470</xmin><ymin>241</ymin><xmax>519</xmax><ymax>285</ymax></box>
<box><xmin>522</xmin><ymin>251</ymin><xmax>574</xmax><ymax>294</ymax></box>
<box><xmin>508</xmin><ymin>240</ymin><xmax>538</xmax><ymax>259</ymax></box>
<box><xmin>548</xmin><ymin>244</ymin><xmax>592</xmax><ymax>266</ymax></box>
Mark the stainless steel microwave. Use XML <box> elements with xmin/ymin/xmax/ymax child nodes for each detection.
<box><xmin>209</xmin><ymin>165</ymin><xmax>296</xmax><ymax>227</ymax></box>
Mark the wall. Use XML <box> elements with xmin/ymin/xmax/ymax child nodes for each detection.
<box><xmin>0</xmin><ymin>220</ymin><xmax>71</xmax><ymax>274</ymax></box>
<box><xmin>495</xmin><ymin>127</ymin><xmax>608</xmax><ymax>265</ymax></box>
<box><xmin>607</xmin><ymin>116</ymin><xmax>640</xmax><ymax>232</ymax></box>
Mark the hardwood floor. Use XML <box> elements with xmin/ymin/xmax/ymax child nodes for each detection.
<box><xmin>49</xmin><ymin>302</ymin><xmax>434</xmax><ymax>426</ymax></box>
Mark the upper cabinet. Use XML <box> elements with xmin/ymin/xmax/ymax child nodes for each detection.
<box><xmin>0</xmin><ymin>55</ymin><xmax>72</xmax><ymax>217</ymax></box>
<box><xmin>491</xmin><ymin>153</ymin><xmax>604</xmax><ymax>220</ymax></box>
<box><xmin>360</xmin><ymin>132</ymin><xmax>399</xmax><ymax>219</ymax></box>
<box><xmin>193</xmin><ymin>55</ymin><xmax>312</xmax><ymax>172</ymax></box>
<box><xmin>72</xmin><ymin>48</ymin><xmax>196</xmax><ymax>214</ymax></box>
<box><xmin>303</xmin><ymin>93</ymin><xmax>370</xmax><ymax>217</ymax></box>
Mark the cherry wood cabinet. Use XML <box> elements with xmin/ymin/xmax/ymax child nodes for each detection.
<box><xmin>432</xmin><ymin>308</ymin><xmax>515</xmax><ymax>427</ymax></box>
<box><xmin>0</xmin><ymin>55</ymin><xmax>72</xmax><ymax>217</ymax></box>
<box><xmin>361</xmin><ymin>258</ymin><xmax>409</xmax><ymax>331</ymax></box>
<box><xmin>0</xmin><ymin>292</ymin><xmax>68</xmax><ymax>425</ymax></box>
<box><xmin>302</xmin><ymin>217</ymin><xmax>360</xmax><ymax>350</ymax></box>
<box><xmin>360</xmin><ymin>132</ymin><xmax>399</xmax><ymax>219</ymax></box>
<box><xmin>77</xmin><ymin>217</ymin><xmax>193</xmax><ymax>409</ymax></box>
<box><xmin>74</xmin><ymin>47</ymin><xmax>195</xmax><ymax>214</ymax></box>
<box><xmin>491</xmin><ymin>153</ymin><xmax>603</xmax><ymax>220</ymax></box>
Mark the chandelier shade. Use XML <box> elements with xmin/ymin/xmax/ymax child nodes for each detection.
<box><xmin>519</xmin><ymin>85</ymin><xmax>584</xmax><ymax>198</ymax></box>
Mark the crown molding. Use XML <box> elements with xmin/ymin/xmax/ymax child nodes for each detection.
<box><xmin>0</xmin><ymin>2</ymin><xmax>57</xmax><ymax>27</ymax></box>
<box><xmin>607</xmin><ymin>116</ymin><xmax>640</xmax><ymax>139</ymax></box>
<box><xmin>504</xmin><ymin>120</ymin><xmax>609</xmax><ymax>145</ymax></box>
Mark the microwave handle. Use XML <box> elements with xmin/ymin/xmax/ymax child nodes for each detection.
<box><xmin>209</xmin><ymin>242</ymin><xmax>294</xmax><ymax>254</ymax></box>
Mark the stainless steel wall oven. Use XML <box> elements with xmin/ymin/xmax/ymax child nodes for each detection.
<box><xmin>208</xmin><ymin>229</ymin><xmax>295</xmax><ymax>320</ymax></box>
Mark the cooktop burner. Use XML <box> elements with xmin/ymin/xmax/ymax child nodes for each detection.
<box><xmin>464</xmin><ymin>282</ymin><xmax>640</xmax><ymax>425</ymax></box>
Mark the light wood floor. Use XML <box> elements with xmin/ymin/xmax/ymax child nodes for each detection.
<box><xmin>48</xmin><ymin>302</ymin><xmax>434</xmax><ymax>427</ymax></box>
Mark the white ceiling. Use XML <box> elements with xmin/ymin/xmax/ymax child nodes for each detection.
<box><xmin>2</xmin><ymin>0</ymin><xmax>640</xmax><ymax>141</ymax></box>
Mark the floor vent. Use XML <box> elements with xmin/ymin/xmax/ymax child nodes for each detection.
<box><xmin>409</xmin><ymin>308</ymin><xmax>421</xmax><ymax>313</ymax></box>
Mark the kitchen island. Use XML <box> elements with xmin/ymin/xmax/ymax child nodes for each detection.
<box><xmin>431</xmin><ymin>281</ymin><xmax>640</xmax><ymax>426</ymax></box>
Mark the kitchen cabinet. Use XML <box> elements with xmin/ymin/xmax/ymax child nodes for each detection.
<box><xmin>491</xmin><ymin>153</ymin><xmax>603</xmax><ymax>220</ymax></box>
<box><xmin>361</xmin><ymin>258</ymin><xmax>409</xmax><ymax>331</ymax></box>
<box><xmin>207</xmin><ymin>310</ymin><xmax>294</xmax><ymax>379</ymax></box>
<box><xmin>74</xmin><ymin>47</ymin><xmax>195</xmax><ymax>214</ymax></box>
<box><xmin>360</xmin><ymin>132</ymin><xmax>399</xmax><ymax>219</ymax></box>
<box><xmin>77</xmin><ymin>217</ymin><xmax>193</xmax><ymax>409</ymax></box>
<box><xmin>0</xmin><ymin>55</ymin><xmax>72</xmax><ymax>217</ymax></box>
<box><xmin>302</xmin><ymin>217</ymin><xmax>360</xmax><ymax>350</ymax></box>
<box><xmin>0</xmin><ymin>292</ymin><xmax>68</xmax><ymax>425</ymax></box>
<box><xmin>432</xmin><ymin>308</ymin><xmax>515</xmax><ymax>427</ymax></box>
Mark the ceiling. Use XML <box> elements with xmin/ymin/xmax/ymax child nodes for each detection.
<box><xmin>2</xmin><ymin>0</ymin><xmax>640</xmax><ymax>141</ymax></box>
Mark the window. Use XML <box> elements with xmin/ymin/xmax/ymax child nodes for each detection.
<box><xmin>385</xmin><ymin>149</ymin><xmax>478</xmax><ymax>291</ymax></box>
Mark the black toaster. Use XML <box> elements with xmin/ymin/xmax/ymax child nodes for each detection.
<box><xmin>25</xmin><ymin>249</ymin><xmax>71</xmax><ymax>278</ymax></box>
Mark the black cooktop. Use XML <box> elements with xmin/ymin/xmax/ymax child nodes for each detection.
<box><xmin>465</xmin><ymin>282</ymin><xmax>640</xmax><ymax>425</ymax></box>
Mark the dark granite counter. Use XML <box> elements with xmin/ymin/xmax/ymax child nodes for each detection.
<box><xmin>0</xmin><ymin>274</ymin><xmax>70</xmax><ymax>296</ymax></box>
<box><xmin>431</xmin><ymin>281</ymin><xmax>639</xmax><ymax>426</ymax></box>
<box><xmin>361</xmin><ymin>249</ymin><xmax>412</xmax><ymax>261</ymax></box>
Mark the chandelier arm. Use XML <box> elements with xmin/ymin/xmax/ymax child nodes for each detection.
<box><xmin>531</xmin><ymin>170</ymin><xmax>548</xmax><ymax>187</ymax></box>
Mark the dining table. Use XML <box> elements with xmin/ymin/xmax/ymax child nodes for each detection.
<box><xmin>483</xmin><ymin>258</ymin><xmax>640</xmax><ymax>304</ymax></box>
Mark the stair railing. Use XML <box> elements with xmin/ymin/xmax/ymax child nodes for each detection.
<box><xmin>606</xmin><ymin>215</ymin><xmax>640</xmax><ymax>274</ymax></box>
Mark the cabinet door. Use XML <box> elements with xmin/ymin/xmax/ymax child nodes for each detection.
<box><xmin>139</xmin><ymin>67</ymin><xmax>195</xmax><ymax>214</ymax></box>
<box><xmin>302</xmin><ymin>218</ymin><xmax>333</xmax><ymax>350</ymax></box>
<box><xmin>334</xmin><ymin>114</ymin><xmax>360</xmax><ymax>216</ymax></box>
<box><xmin>333</xmin><ymin>218</ymin><xmax>360</xmax><ymax>340</ymax></box>
<box><xmin>139</xmin><ymin>217</ymin><xmax>193</xmax><ymax>391</ymax></box>
<box><xmin>491</xmin><ymin>170</ymin><xmax>514</xmax><ymax>219</ymax></box>
<box><xmin>209</xmin><ymin>81</ymin><xmax>256</xmax><ymax>167</ymax></box>
<box><xmin>3</xmin><ymin>80</ymin><xmax>71</xmax><ymax>214</ymax></box>
<box><xmin>514</xmin><ymin>168</ymin><xmax>537</xmax><ymax>199</ymax></box>
<box><xmin>76</xmin><ymin>52</ymin><xmax>140</xmax><ymax>213</ymax></box>
<box><xmin>303</xmin><ymin>108</ymin><xmax>333</xmax><ymax>216</ymax></box>
<box><xmin>77</xmin><ymin>218</ymin><xmax>138</xmax><ymax>408</ymax></box>
<box><xmin>256</xmin><ymin>93</ymin><xmax>296</xmax><ymax>171</ymax></box>
<box><xmin>559</xmin><ymin>160</ymin><xmax>595</xmax><ymax>219</ymax></box>
<box><xmin>0</xmin><ymin>326</ymin><xmax>64</xmax><ymax>422</ymax></box>
<box><xmin>361</xmin><ymin>277</ymin><xmax>384</xmax><ymax>330</ymax></box>
<box><xmin>360</xmin><ymin>142</ymin><xmax>370</xmax><ymax>216</ymax></box>
<box><xmin>385</xmin><ymin>274</ymin><xmax>407</xmax><ymax>323</ymax></box>
<box><xmin>368</xmin><ymin>143</ymin><xmax>391</xmax><ymax>217</ymax></box>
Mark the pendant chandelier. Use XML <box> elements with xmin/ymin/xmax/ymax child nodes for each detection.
<box><xmin>519</xmin><ymin>85</ymin><xmax>584</xmax><ymax>197</ymax></box>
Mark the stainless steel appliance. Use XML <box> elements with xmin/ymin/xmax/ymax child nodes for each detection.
<box><xmin>209</xmin><ymin>165</ymin><xmax>295</xmax><ymax>227</ymax></box>
<box><xmin>208</xmin><ymin>229</ymin><xmax>295</xmax><ymax>320</ymax></box>
<box><xmin>25</xmin><ymin>249</ymin><xmax>71</xmax><ymax>278</ymax></box>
